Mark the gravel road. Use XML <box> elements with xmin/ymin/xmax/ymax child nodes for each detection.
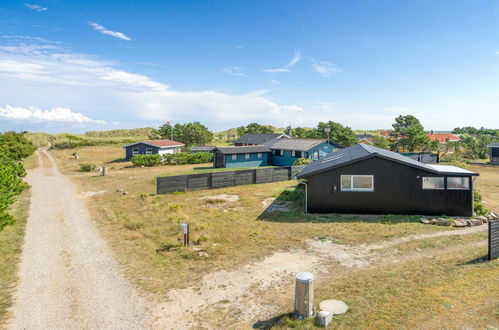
<box><xmin>8</xmin><ymin>149</ymin><xmax>151</xmax><ymax>329</ymax></box>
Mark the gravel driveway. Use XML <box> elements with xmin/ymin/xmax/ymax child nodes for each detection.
<box><xmin>8</xmin><ymin>149</ymin><xmax>151</xmax><ymax>329</ymax></box>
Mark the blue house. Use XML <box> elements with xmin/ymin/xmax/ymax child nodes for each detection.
<box><xmin>123</xmin><ymin>139</ymin><xmax>184</xmax><ymax>161</ymax></box>
<box><xmin>213</xmin><ymin>138</ymin><xmax>344</xmax><ymax>168</ymax></box>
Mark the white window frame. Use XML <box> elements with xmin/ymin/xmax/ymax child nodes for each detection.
<box><xmin>245</xmin><ymin>153</ymin><xmax>250</xmax><ymax>160</ymax></box>
<box><xmin>132</xmin><ymin>148</ymin><xmax>139</xmax><ymax>156</ymax></box>
<box><xmin>231</xmin><ymin>154</ymin><xmax>237</xmax><ymax>161</ymax></box>
<box><xmin>340</xmin><ymin>175</ymin><xmax>374</xmax><ymax>192</ymax></box>
<box><xmin>447</xmin><ymin>177</ymin><xmax>470</xmax><ymax>190</ymax></box>
<box><xmin>291</xmin><ymin>150</ymin><xmax>296</xmax><ymax>157</ymax></box>
<box><xmin>145</xmin><ymin>148</ymin><xmax>152</xmax><ymax>155</ymax></box>
<box><xmin>422</xmin><ymin>177</ymin><xmax>445</xmax><ymax>190</ymax></box>
<box><xmin>257</xmin><ymin>153</ymin><xmax>262</xmax><ymax>159</ymax></box>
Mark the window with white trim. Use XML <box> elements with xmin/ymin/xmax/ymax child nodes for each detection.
<box><xmin>257</xmin><ymin>153</ymin><xmax>262</xmax><ymax>159</ymax></box>
<box><xmin>340</xmin><ymin>175</ymin><xmax>374</xmax><ymax>192</ymax></box>
<box><xmin>422</xmin><ymin>177</ymin><xmax>444</xmax><ymax>190</ymax></box>
<box><xmin>291</xmin><ymin>150</ymin><xmax>296</xmax><ymax>157</ymax></box>
<box><xmin>146</xmin><ymin>148</ymin><xmax>152</xmax><ymax>155</ymax></box>
<box><xmin>447</xmin><ymin>177</ymin><xmax>469</xmax><ymax>190</ymax></box>
<box><xmin>245</xmin><ymin>153</ymin><xmax>250</xmax><ymax>160</ymax></box>
<box><xmin>132</xmin><ymin>148</ymin><xmax>139</xmax><ymax>156</ymax></box>
<box><xmin>231</xmin><ymin>154</ymin><xmax>237</xmax><ymax>161</ymax></box>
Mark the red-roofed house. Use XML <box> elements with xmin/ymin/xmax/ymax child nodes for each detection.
<box><xmin>123</xmin><ymin>139</ymin><xmax>184</xmax><ymax>160</ymax></box>
<box><xmin>428</xmin><ymin>133</ymin><xmax>461</xmax><ymax>144</ymax></box>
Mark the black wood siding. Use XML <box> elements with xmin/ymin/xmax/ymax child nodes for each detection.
<box><xmin>306</xmin><ymin>157</ymin><xmax>474</xmax><ymax>216</ymax></box>
<box><xmin>125</xmin><ymin>143</ymin><xmax>160</xmax><ymax>160</ymax></box>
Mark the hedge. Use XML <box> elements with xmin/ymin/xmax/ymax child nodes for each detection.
<box><xmin>163</xmin><ymin>152</ymin><xmax>213</xmax><ymax>165</ymax></box>
<box><xmin>131</xmin><ymin>154</ymin><xmax>162</xmax><ymax>167</ymax></box>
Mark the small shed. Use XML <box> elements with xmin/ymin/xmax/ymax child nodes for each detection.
<box><xmin>297</xmin><ymin>144</ymin><xmax>479</xmax><ymax>216</ymax></box>
<box><xmin>213</xmin><ymin>146</ymin><xmax>271</xmax><ymax>168</ymax></box>
<box><xmin>123</xmin><ymin>139</ymin><xmax>184</xmax><ymax>161</ymax></box>
<box><xmin>487</xmin><ymin>142</ymin><xmax>499</xmax><ymax>165</ymax></box>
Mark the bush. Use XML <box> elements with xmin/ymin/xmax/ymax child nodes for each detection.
<box><xmin>474</xmin><ymin>190</ymin><xmax>489</xmax><ymax>216</ymax></box>
<box><xmin>293</xmin><ymin>158</ymin><xmax>313</xmax><ymax>165</ymax></box>
<box><xmin>163</xmin><ymin>152</ymin><xmax>213</xmax><ymax>165</ymax></box>
<box><xmin>79</xmin><ymin>163</ymin><xmax>96</xmax><ymax>172</ymax></box>
<box><xmin>131</xmin><ymin>154</ymin><xmax>161</xmax><ymax>167</ymax></box>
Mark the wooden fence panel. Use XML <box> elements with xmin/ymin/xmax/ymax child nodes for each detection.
<box><xmin>235</xmin><ymin>170</ymin><xmax>255</xmax><ymax>186</ymax></box>
<box><xmin>211</xmin><ymin>171</ymin><xmax>236</xmax><ymax>188</ymax></box>
<box><xmin>255</xmin><ymin>168</ymin><xmax>274</xmax><ymax>184</ymax></box>
<box><xmin>489</xmin><ymin>220</ymin><xmax>499</xmax><ymax>260</ymax></box>
<box><xmin>272</xmin><ymin>167</ymin><xmax>290</xmax><ymax>181</ymax></box>
<box><xmin>157</xmin><ymin>175</ymin><xmax>188</xmax><ymax>194</ymax></box>
<box><xmin>187</xmin><ymin>173</ymin><xmax>211</xmax><ymax>191</ymax></box>
<box><xmin>290</xmin><ymin>165</ymin><xmax>306</xmax><ymax>178</ymax></box>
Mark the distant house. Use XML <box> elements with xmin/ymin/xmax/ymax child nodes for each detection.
<box><xmin>123</xmin><ymin>139</ymin><xmax>184</xmax><ymax>161</ymax></box>
<box><xmin>297</xmin><ymin>143</ymin><xmax>478</xmax><ymax>216</ymax></box>
<box><xmin>487</xmin><ymin>142</ymin><xmax>499</xmax><ymax>165</ymax></box>
<box><xmin>428</xmin><ymin>133</ymin><xmax>460</xmax><ymax>144</ymax></box>
<box><xmin>191</xmin><ymin>146</ymin><xmax>216</xmax><ymax>153</ymax></box>
<box><xmin>213</xmin><ymin>137</ymin><xmax>344</xmax><ymax>168</ymax></box>
<box><xmin>356</xmin><ymin>134</ymin><xmax>375</xmax><ymax>145</ymax></box>
<box><xmin>234</xmin><ymin>133</ymin><xmax>291</xmax><ymax>146</ymax></box>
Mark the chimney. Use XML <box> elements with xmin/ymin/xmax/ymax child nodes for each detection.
<box><xmin>430</xmin><ymin>130</ymin><xmax>434</xmax><ymax>135</ymax></box>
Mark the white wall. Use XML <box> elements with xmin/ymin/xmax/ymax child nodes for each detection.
<box><xmin>158</xmin><ymin>147</ymin><xmax>180</xmax><ymax>156</ymax></box>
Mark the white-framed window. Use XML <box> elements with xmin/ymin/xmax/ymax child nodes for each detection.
<box><xmin>291</xmin><ymin>150</ymin><xmax>296</xmax><ymax>157</ymax></box>
<box><xmin>231</xmin><ymin>154</ymin><xmax>237</xmax><ymax>161</ymax></box>
<box><xmin>146</xmin><ymin>148</ymin><xmax>152</xmax><ymax>155</ymax></box>
<box><xmin>245</xmin><ymin>153</ymin><xmax>250</xmax><ymax>160</ymax></box>
<box><xmin>257</xmin><ymin>153</ymin><xmax>262</xmax><ymax>159</ymax></box>
<box><xmin>312</xmin><ymin>150</ymin><xmax>320</xmax><ymax>160</ymax></box>
<box><xmin>422</xmin><ymin>177</ymin><xmax>445</xmax><ymax>190</ymax></box>
<box><xmin>340</xmin><ymin>175</ymin><xmax>374</xmax><ymax>192</ymax></box>
<box><xmin>132</xmin><ymin>148</ymin><xmax>139</xmax><ymax>156</ymax></box>
<box><xmin>274</xmin><ymin>149</ymin><xmax>283</xmax><ymax>156</ymax></box>
<box><xmin>447</xmin><ymin>177</ymin><xmax>469</xmax><ymax>190</ymax></box>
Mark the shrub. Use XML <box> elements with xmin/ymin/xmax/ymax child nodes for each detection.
<box><xmin>131</xmin><ymin>154</ymin><xmax>161</xmax><ymax>167</ymax></box>
<box><xmin>79</xmin><ymin>163</ymin><xmax>96</xmax><ymax>172</ymax></box>
<box><xmin>293</xmin><ymin>158</ymin><xmax>313</xmax><ymax>165</ymax></box>
<box><xmin>163</xmin><ymin>152</ymin><xmax>213</xmax><ymax>165</ymax></box>
<box><xmin>474</xmin><ymin>190</ymin><xmax>489</xmax><ymax>216</ymax></box>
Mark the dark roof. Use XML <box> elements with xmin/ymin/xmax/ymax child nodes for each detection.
<box><xmin>234</xmin><ymin>133</ymin><xmax>290</xmax><ymax>145</ymax></box>
<box><xmin>267</xmin><ymin>138</ymin><xmax>344</xmax><ymax>151</ymax></box>
<box><xmin>215</xmin><ymin>146</ymin><xmax>271</xmax><ymax>155</ymax></box>
<box><xmin>191</xmin><ymin>146</ymin><xmax>216</xmax><ymax>152</ymax></box>
<box><xmin>487</xmin><ymin>142</ymin><xmax>499</xmax><ymax>148</ymax></box>
<box><xmin>356</xmin><ymin>134</ymin><xmax>375</xmax><ymax>139</ymax></box>
<box><xmin>297</xmin><ymin>143</ymin><xmax>478</xmax><ymax>179</ymax></box>
<box><xmin>123</xmin><ymin>139</ymin><xmax>184</xmax><ymax>148</ymax></box>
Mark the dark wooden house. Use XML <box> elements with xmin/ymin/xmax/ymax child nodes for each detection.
<box><xmin>123</xmin><ymin>139</ymin><xmax>184</xmax><ymax>161</ymax></box>
<box><xmin>487</xmin><ymin>142</ymin><xmax>499</xmax><ymax>165</ymax></box>
<box><xmin>297</xmin><ymin>144</ymin><xmax>478</xmax><ymax>216</ymax></box>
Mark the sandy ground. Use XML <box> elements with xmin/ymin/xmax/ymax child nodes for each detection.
<box><xmin>153</xmin><ymin>225</ymin><xmax>486</xmax><ymax>329</ymax></box>
<box><xmin>8</xmin><ymin>149</ymin><xmax>151</xmax><ymax>329</ymax></box>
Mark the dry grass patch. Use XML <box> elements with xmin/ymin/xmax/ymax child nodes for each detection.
<box><xmin>469</xmin><ymin>164</ymin><xmax>499</xmax><ymax>213</ymax></box>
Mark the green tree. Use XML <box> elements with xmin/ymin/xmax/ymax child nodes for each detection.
<box><xmin>307</xmin><ymin>121</ymin><xmax>358</xmax><ymax>146</ymax></box>
<box><xmin>291</xmin><ymin>127</ymin><xmax>310</xmax><ymax>138</ymax></box>
<box><xmin>236</xmin><ymin>123</ymin><xmax>274</xmax><ymax>136</ymax></box>
<box><xmin>390</xmin><ymin>115</ymin><xmax>431</xmax><ymax>152</ymax></box>
<box><xmin>158</xmin><ymin>122</ymin><xmax>213</xmax><ymax>147</ymax></box>
<box><xmin>0</xmin><ymin>132</ymin><xmax>36</xmax><ymax>161</ymax></box>
<box><xmin>372</xmin><ymin>135</ymin><xmax>389</xmax><ymax>149</ymax></box>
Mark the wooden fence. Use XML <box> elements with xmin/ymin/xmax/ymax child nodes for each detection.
<box><xmin>489</xmin><ymin>219</ymin><xmax>499</xmax><ymax>260</ymax></box>
<box><xmin>157</xmin><ymin>166</ymin><xmax>306</xmax><ymax>194</ymax></box>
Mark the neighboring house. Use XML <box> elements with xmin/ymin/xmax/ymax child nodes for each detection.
<box><xmin>191</xmin><ymin>146</ymin><xmax>216</xmax><ymax>153</ymax></box>
<box><xmin>356</xmin><ymin>134</ymin><xmax>374</xmax><ymax>145</ymax></box>
<box><xmin>297</xmin><ymin>143</ymin><xmax>478</xmax><ymax>216</ymax></box>
<box><xmin>428</xmin><ymin>133</ymin><xmax>461</xmax><ymax>144</ymax></box>
<box><xmin>267</xmin><ymin>138</ymin><xmax>344</xmax><ymax>166</ymax></box>
<box><xmin>213</xmin><ymin>146</ymin><xmax>272</xmax><ymax>168</ymax></box>
<box><xmin>123</xmin><ymin>139</ymin><xmax>184</xmax><ymax>161</ymax></box>
<box><xmin>487</xmin><ymin>142</ymin><xmax>499</xmax><ymax>165</ymax></box>
<box><xmin>234</xmin><ymin>133</ymin><xmax>291</xmax><ymax>146</ymax></box>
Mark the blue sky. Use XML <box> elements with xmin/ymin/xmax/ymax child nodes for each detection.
<box><xmin>0</xmin><ymin>0</ymin><xmax>498</xmax><ymax>133</ymax></box>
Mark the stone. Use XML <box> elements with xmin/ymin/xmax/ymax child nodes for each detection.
<box><xmin>420</xmin><ymin>218</ymin><xmax>430</xmax><ymax>224</ymax></box>
<box><xmin>482</xmin><ymin>216</ymin><xmax>489</xmax><ymax>224</ymax></box>
<box><xmin>430</xmin><ymin>219</ymin><xmax>437</xmax><ymax>225</ymax></box>
<box><xmin>436</xmin><ymin>218</ymin><xmax>451</xmax><ymax>226</ymax></box>
<box><xmin>453</xmin><ymin>220</ymin><xmax>467</xmax><ymax>227</ymax></box>
<box><xmin>490</xmin><ymin>212</ymin><xmax>498</xmax><ymax>219</ymax></box>
<box><xmin>317</xmin><ymin>311</ymin><xmax>334</xmax><ymax>327</ymax></box>
<box><xmin>478</xmin><ymin>216</ymin><xmax>488</xmax><ymax>222</ymax></box>
<box><xmin>198</xmin><ymin>251</ymin><xmax>209</xmax><ymax>258</ymax></box>
<box><xmin>122</xmin><ymin>191</ymin><xmax>128</xmax><ymax>195</ymax></box>
<box><xmin>486</xmin><ymin>214</ymin><xmax>494</xmax><ymax>221</ymax></box>
<box><xmin>470</xmin><ymin>219</ymin><xmax>482</xmax><ymax>226</ymax></box>
<box><xmin>319</xmin><ymin>299</ymin><xmax>349</xmax><ymax>315</ymax></box>
<box><xmin>466</xmin><ymin>220</ymin><xmax>472</xmax><ymax>227</ymax></box>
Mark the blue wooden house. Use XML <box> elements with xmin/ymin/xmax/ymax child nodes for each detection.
<box><xmin>213</xmin><ymin>138</ymin><xmax>344</xmax><ymax>168</ymax></box>
<box><xmin>123</xmin><ymin>139</ymin><xmax>184</xmax><ymax>161</ymax></box>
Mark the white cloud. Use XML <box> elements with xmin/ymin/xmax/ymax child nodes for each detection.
<box><xmin>0</xmin><ymin>105</ymin><xmax>105</xmax><ymax>124</ymax></box>
<box><xmin>263</xmin><ymin>50</ymin><xmax>301</xmax><ymax>73</ymax></box>
<box><xmin>89</xmin><ymin>22</ymin><xmax>131</xmax><ymax>41</ymax></box>
<box><xmin>222</xmin><ymin>66</ymin><xmax>246</xmax><ymax>76</ymax></box>
<box><xmin>24</xmin><ymin>4</ymin><xmax>47</xmax><ymax>12</ymax></box>
<box><xmin>310</xmin><ymin>58</ymin><xmax>343</xmax><ymax>78</ymax></box>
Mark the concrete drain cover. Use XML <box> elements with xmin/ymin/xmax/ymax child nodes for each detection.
<box><xmin>319</xmin><ymin>299</ymin><xmax>349</xmax><ymax>314</ymax></box>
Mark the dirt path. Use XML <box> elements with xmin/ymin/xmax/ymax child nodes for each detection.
<box><xmin>153</xmin><ymin>225</ymin><xmax>486</xmax><ymax>329</ymax></box>
<box><xmin>8</xmin><ymin>149</ymin><xmax>150</xmax><ymax>329</ymax></box>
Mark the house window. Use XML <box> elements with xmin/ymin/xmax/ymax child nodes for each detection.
<box><xmin>146</xmin><ymin>148</ymin><xmax>152</xmax><ymax>155</ymax></box>
<box><xmin>291</xmin><ymin>150</ymin><xmax>295</xmax><ymax>157</ymax></box>
<box><xmin>245</xmin><ymin>153</ymin><xmax>250</xmax><ymax>160</ymax></box>
<box><xmin>274</xmin><ymin>149</ymin><xmax>283</xmax><ymax>156</ymax></box>
<box><xmin>132</xmin><ymin>148</ymin><xmax>139</xmax><ymax>156</ymax></box>
<box><xmin>257</xmin><ymin>153</ymin><xmax>262</xmax><ymax>159</ymax></box>
<box><xmin>312</xmin><ymin>150</ymin><xmax>320</xmax><ymax>160</ymax></box>
<box><xmin>422</xmin><ymin>177</ymin><xmax>445</xmax><ymax>190</ymax></box>
<box><xmin>231</xmin><ymin>154</ymin><xmax>237</xmax><ymax>161</ymax></box>
<box><xmin>295</xmin><ymin>151</ymin><xmax>302</xmax><ymax>158</ymax></box>
<box><xmin>447</xmin><ymin>177</ymin><xmax>470</xmax><ymax>190</ymax></box>
<box><xmin>340</xmin><ymin>175</ymin><xmax>374</xmax><ymax>192</ymax></box>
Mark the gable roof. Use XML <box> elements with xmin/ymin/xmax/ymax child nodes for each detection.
<box><xmin>123</xmin><ymin>139</ymin><xmax>184</xmax><ymax>148</ymax></box>
<box><xmin>487</xmin><ymin>142</ymin><xmax>499</xmax><ymax>148</ymax></box>
<box><xmin>297</xmin><ymin>143</ymin><xmax>478</xmax><ymax>178</ymax></box>
<box><xmin>267</xmin><ymin>138</ymin><xmax>344</xmax><ymax>151</ymax></box>
<box><xmin>234</xmin><ymin>133</ymin><xmax>290</xmax><ymax>145</ymax></box>
<box><xmin>215</xmin><ymin>146</ymin><xmax>271</xmax><ymax>155</ymax></box>
<box><xmin>191</xmin><ymin>146</ymin><xmax>216</xmax><ymax>152</ymax></box>
<box><xmin>428</xmin><ymin>133</ymin><xmax>461</xmax><ymax>143</ymax></box>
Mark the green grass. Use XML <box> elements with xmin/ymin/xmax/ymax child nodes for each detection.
<box><xmin>0</xmin><ymin>190</ymin><xmax>30</xmax><ymax>326</ymax></box>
